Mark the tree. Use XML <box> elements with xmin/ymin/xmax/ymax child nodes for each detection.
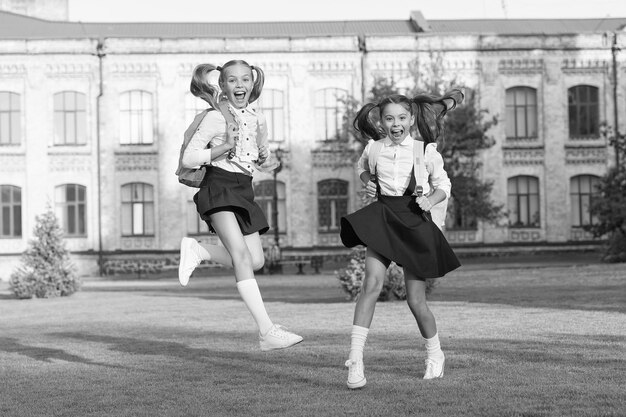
<box><xmin>9</xmin><ymin>206</ymin><xmax>81</xmax><ymax>299</ymax></box>
<box><xmin>585</xmin><ymin>125</ymin><xmax>626</xmax><ymax>262</ymax></box>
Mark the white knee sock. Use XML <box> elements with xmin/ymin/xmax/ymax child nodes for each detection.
<box><xmin>349</xmin><ymin>325</ymin><xmax>369</xmax><ymax>361</ymax></box>
<box><xmin>424</xmin><ymin>333</ymin><xmax>444</xmax><ymax>361</ymax></box>
<box><xmin>236</xmin><ymin>279</ymin><xmax>273</xmax><ymax>335</ymax></box>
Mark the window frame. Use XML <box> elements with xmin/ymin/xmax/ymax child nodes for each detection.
<box><xmin>53</xmin><ymin>91</ymin><xmax>87</xmax><ymax>146</ymax></box>
<box><xmin>0</xmin><ymin>91</ymin><xmax>21</xmax><ymax>146</ymax></box>
<box><xmin>258</xmin><ymin>89</ymin><xmax>286</xmax><ymax>142</ymax></box>
<box><xmin>314</xmin><ymin>88</ymin><xmax>347</xmax><ymax>141</ymax></box>
<box><xmin>317</xmin><ymin>179</ymin><xmax>349</xmax><ymax>232</ymax></box>
<box><xmin>121</xmin><ymin>182</ymin><xmax>155</xmax><ymax>236</ymax></box>
<box><xmin>507</xmin><ymin>176</ymin><xmax>540</xmax><ymax>228</ymax></box>
<box><xmin>568</xmin><ymin>85</ymin><xmax>600</xmax><ymax>139</ymax></box>
<box><xmin>0</xmin><ymin>184</ymin><xmax>22</xmax><ymax>238</ymax></box>
<box><xmin>119</xmin><ymin>90</ymin><xmax>154</xmax><ymax>145</ymax></box>
<box><xmin>505</xmin><ymin>86</ymin><xmax>538</xmax><ymax>139</ymax></box>
<box><xmin>55</xmin><ymin>184</ymin><xmax>87</xmax><ymax>237</ymax></box>
<box><xmin>570</xmin><ymin>175</ymin><xmax>600</xmax><ymax>228</ymax></box>
<box><xmin>254</xmin><ymin>180</ymin><xmax>287</xmax><ymax>232</ymax></box>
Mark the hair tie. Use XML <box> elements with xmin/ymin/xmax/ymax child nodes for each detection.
<box><xmin>216</xmin><ymin>66</ymin><xmax>222</xmax><ymax>71</ymax></box>
<box><xmin>250</xmin><ymin>65</ymin><xmax>255</xmax><ymax>70</ymax></box>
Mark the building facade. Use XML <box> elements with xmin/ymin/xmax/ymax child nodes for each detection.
<box><xmin>1</xmin><ymin>7</ymin><xmax>625</xmax><ymax>278</ymax></box>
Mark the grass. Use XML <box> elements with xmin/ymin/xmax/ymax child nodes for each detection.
<box><xmin>0</xmin><ymin>261</ymin><xmax>625</xmax><ymax>417</ymax></box>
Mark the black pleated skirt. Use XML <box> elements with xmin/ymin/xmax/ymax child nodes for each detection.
<box><xmin>340</xmin><ymin>195</ymin><xmax>460</xmax><ymax>279</ymax></box>
<box><xmin>194</xmin><ymin>166</ymin><xmax>269</xmax><ymax>236</ymax></box>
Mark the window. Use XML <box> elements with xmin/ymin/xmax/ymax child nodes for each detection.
<box><xmin>318</xmin><ymin>179</ymin><xmax>348</xmax><ymax>232</ymax></box>
<box><xmin>185</xmin><ymin>93</ymin><xmax>207</xmax><ymax>125</ymax></box>
<box><xmin>258</xmin><ymin>89</ymin><xmax>285</xmax><ymax>142</ymax></box>
<box><xmin>121</xmin><ymin>183</ymin><xmax>154</xmax><ymax>236</ymax></box>
<box><xmin>507</xmin><ymin>176</ymin><xmax>540</xmax><ymax>228</ymax></box>
<box><xmin>568</xmin><ymin>85</ymin><xmax>599</xmax><ymax>138</ymax></box>
<box><xmin>315</xmin><ymin>88</ymin><xmax>347</xmax><ymax>141</ymax></box>
<box><xmin>446</xmin><ymin>196</ymin><xmax>477</xmax><ymax>230</ymax></box>
<box><xmin>506</xmin><ymin>87</ymin><xmax>537</xmax><ymax>139</ymax></box>
<box><xmin>55</xmin><ymin>184</ymin><xmax>86</xmax><ymax>236</ymax></box>
<box><xmin>570</xmin><ymin>175</ymin><xmax>600</xmax><ymax>227</ymax></box>
<box><xmin>119</xmin><ymin>90</ymin><xmax>153</xmax><ymax>144</ymax></box>
<box><xmin>187</xmin><ymin>199</ymin><xmax>209</xmax><ymax>235</ymax></box>
<box><xmin>53</xmin><ymin>91</ymin><xmax>87</xmax><ymax>145</ymax></box>
<box><xmin>1</xmin><ymin>185</ymin><xmax>21</xmax><ymax>237</ymax></box>
<box><xmin>254</xmin><ymin>180</ymin><xmax>286</xmax><ymax>232</ymax></box>
<box><xmin>0</xmin><ymin>92</ymin><xmax>21</xmax><ymax>145</ymax></box>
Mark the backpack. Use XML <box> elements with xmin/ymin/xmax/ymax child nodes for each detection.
<box><xmin>367</xmin><ymin>139</ymin><xmax>448</xmax><ymax>231</ymax></box>
<box><xmin>176</xmin><ymin>101</ymin><xmax>262</xmax><ymax>187</ymax></box>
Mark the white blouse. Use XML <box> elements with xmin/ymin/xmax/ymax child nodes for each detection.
<box><xmin>181</xmin><ymin>104</ymin><xmax>269</xmax><ymax>176</ymax></box>
<box><xmin>356</xmin><ymin>136</ymin><xmax>451</xmax><ymax>198</ymax></box>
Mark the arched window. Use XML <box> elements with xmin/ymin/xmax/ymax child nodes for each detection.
<box><xmin>318</xmin><ymin>179</ymin><xmax>348</xmax><ymax>232</ymax></box>
<box><xmin>55</xmin><ymin>184</ymin><xmax>86</xmax><ymax>236</ymax></box>
<box><xmin>568</xmin><ymin>85</ymin><xmax>599</xmax><ymax>138</ymax></box>
<box><xmin>187</xmin><ymin>197</ymin><xmax>209</xmax><ymax>235</ymax></box>
<box><xmin>119</xmin><ymin>90</ymin><xmax>153</xmax><ymax>144</ymax></box>
<box><xmin>121</xmin><ymin>183</ymin><xmax>154</xmax><ymax>236</ymax></box>
<box><xmin>570</xmin><ymin>175</ymin><xmax>600</xmax><ymax>227</ymax></box>
<box><xmin>0</xmin><ymin>185</ymin><xmax>21</xmax><ymax>237</ymax></box>
<box><xmin>254</xmin><ymin>180</ymin><xmax>286</xmax><ymax>232</ymax></box>
<box><xmin>53</xmin><ymin>91</ymin><xmax>87</xmax><ymax>145</ymax></box>
<box><xmin>258</xmin><ymin>89</ymin><xmax>285</xmax><ymax>142</ymax></box>
<box><xmin>315</xmin><ymin>88</ymin><xmax>347</xmax><ymax>141</ymax></box>
<box><xmin>507</xmin><ymin>176</ymin><xmax>540</xmax><ymax>228</ymax></box>
<box><xmin>0</xmin><ymin>92</ymin><xmax>21</xmax><ymax>145</ymax></box>
<box><xmin>505</xmin><ymin>87</ymin><xmax>537</xmax><ymax>139</ymax></box>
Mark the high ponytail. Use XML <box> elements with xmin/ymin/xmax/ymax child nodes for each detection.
<box><xmin>249</xmin><ymin>65</ymin><xmax>265</xmax><ymax>104</ymax></box>
<box><xmin>190</xmin><ymin>64</ymin><xmax>220</xmax><ymax>110</ymax></box>
<box><xmin>411</xmin><ymin>89</ymin><xmax>464</xmax><ymax>145</ymax></box>
<box><xmin>353</xmin><ymin>102</ymin><xmax>383</xmax><ymax>141</ymax></box>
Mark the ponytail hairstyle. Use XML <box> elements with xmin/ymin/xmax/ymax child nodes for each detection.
<box><xmin>190</xmin><ymin>63</ymin><xmax>220</xmax><ymax>110</ymax></box>
<box><xmin>217</xmin><ymin>59</ymin><xmax>265</xmax><ymax>104</ymax></box>
<box><xmin>410</xmin><ymin>89</ymin><xmax>464</xmax><ymax>145</ymax></box>
<box><xmin>353</xmin><ymin>94</ymin><xmax>414</xmax><ymax>141</ymax></box>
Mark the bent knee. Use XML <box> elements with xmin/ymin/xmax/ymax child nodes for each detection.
<box><xmin>362</xmin><ymin>275</ymin><xmax>385</xmax><ymax>294</ymax></box>
<box><xmin>251</xmin><ymin>256</ymin><xmax>265</xmax><ymax>271</ymax></box>
<box><xmin>406</xmin><ymin>297</ymin><xmax>428</xmax><ymax>312</ymax></box>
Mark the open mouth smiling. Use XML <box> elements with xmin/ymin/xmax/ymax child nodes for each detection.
<box><xmin>390</xmin><ymin>127</ymin><xmax>404</xmax><ymax>137</ymax></box>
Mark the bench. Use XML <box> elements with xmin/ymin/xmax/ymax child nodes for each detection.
<box><xmin>263</xmin><ymin>255</ymin><xmax>325</xmax><ymax>275</ymax></box>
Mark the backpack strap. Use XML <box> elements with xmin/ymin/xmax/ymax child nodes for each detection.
<box><xmin>175</xmin><ymin>108</ymin><xmax>213</xmax><ymax>178</ymax></box>
<box><xmin>412</xmin><ymin>140</ymin><xmax>428</xmax><ymax>195</ymax></box>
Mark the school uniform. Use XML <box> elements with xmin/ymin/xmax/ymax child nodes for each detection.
<box><xmin>340</xmin><ymin>136</ymin><xmax>460</xmax><ymax>279</ymax></box>
<box><xmin>182</xmin><ymin>103</ymin><xmax>269</xmax><ymax>235</ymax></box>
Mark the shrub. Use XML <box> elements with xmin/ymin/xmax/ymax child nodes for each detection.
<box><xmin>336</xmin><ymin>248</ymin><xmax>436</xmax><ymax>301</ymax></box>
<box><xmin>9</xmin><ymin>207</ymin><xmax>81</xmax><ymax>299</ymax></box>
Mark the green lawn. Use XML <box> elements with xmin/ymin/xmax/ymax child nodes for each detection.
<box><xmin>1</xmin><ymin>262</ymin><xmax>624</xmax><ymax>417</ymax></box>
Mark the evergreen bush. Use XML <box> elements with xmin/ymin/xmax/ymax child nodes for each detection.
<box><xmin>336</xmin><ymin>248</ymin><xmax>436</xmax><ymax>301</ymax></box>
<box><xmin>9</xmin><ymin>207</ymin><xmax>81</xmax><ymax>299</ymax></box>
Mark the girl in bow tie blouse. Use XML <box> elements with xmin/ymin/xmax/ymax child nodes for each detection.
<box><xmin>177</xmin><ymin>60</ymin><xmax>302</xmax><ymax>352</ymax></box>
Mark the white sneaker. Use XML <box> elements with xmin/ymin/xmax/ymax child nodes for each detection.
<box><xmin>345</xmin><ymin>359</ymin><xmax>366</xmax><ymax>389</ymax></box>
<box><xmin>178</xmin><ymin>237</ymin><xmax>202</xmax><ymax>287</ymax></box>
<box><xmin>423</xmin><ymin>355</ymin><xmax>445</xmax><ymax>379</ymax></box>
<box><xmin>259</xmin><ymin>324</ymin><xmax>303</xmax><ymax>351</ymax></box>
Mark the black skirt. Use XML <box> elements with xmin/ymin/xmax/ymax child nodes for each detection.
<box><xmin>340</xmin><ymin>195</ymin><xmax>460</xmax><ymax>279</ymax></box>
<box><xmin>194</xmin><ymin>166</ymin><xmax>269</xmax><ymax>236</ymax></box>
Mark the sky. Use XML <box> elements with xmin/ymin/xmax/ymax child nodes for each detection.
<box><xmin>68</xmin><ymin>0</ymin><xmax>626</xmax><ymax>22</ymax></box>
